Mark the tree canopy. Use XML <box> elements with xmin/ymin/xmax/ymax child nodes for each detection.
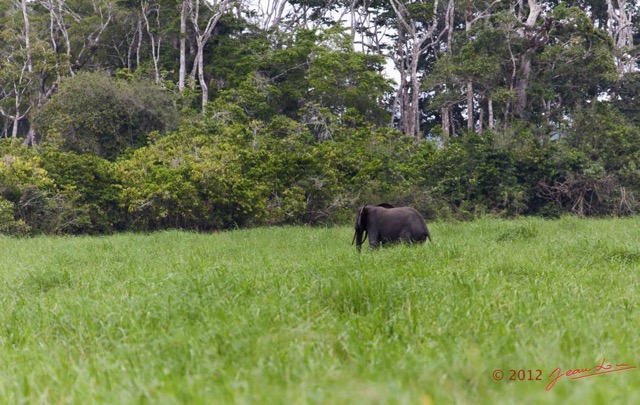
<box><xmin>0</xmin><ymin>0</ymin><xmax>639</xmax><ymax>234</ymax></box>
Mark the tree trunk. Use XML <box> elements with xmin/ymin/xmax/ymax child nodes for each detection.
<box><xmin>513</xmin><ymin>0</ymin><xmax>543</xmax><ymax>117</ymax></box>
<box><xmin>188</xmin><ymin>0</ymin><xmax>232</xmax><ymax>110</ymax></box>
<box><xmin>514</xmin><ymin>54</ymin><xmax>532</xmax><ymax>115</ymax></box>
<box><xmin>441</xmin><ymin>0</ymin><xmax>454</xmax><ymax>139</ymax></box>
<box><xmin>389</xmin><ymin>0</ymin><xmax>444</xmax><ymax>140</ymax></box>
<box><xmin>408</xmin><ymin>41</ymin><xmax>421</xmax><ymax>139</ymax></box>
<box><xmin>179</xmin><ymin>0</ymin><xmax>187</xmax><ymax>92</ymax></box>
<box><xmin>488</xmin><ymin>96</ymin><xmax>494</xmax><ymax>130</ymax></box>
<box><xmin>20</xmin><ymin>0</ymin><xmax>32</xmax><ymax>73</ymax></box>
<box><xmin>441</xmin><ymin>106</ymin><xmax>450</xmax><ymax>143</ymax></box>
<box><xmin>11</xmin><ymin>115</ymin><xmax>19</xmax><ymax>139</ymax></box>
<box><xmin>17</xmin><ymin>0</ymin><xmax>32</xmax><ymax>142</ymax></box>
<box><xmin>24</xmin><ymin>128</ymin><xmax>36</xmax><ymax>146</ymax></box>
<box><xmin>136</xmin><ymin>19</ymin><xmax>143</xmax><ymax>70</ymax></box>
<box><xmin>467</xmin><ymin>81</ymin><xmax>474</xmax><ymax>132</ymax></box>
<box><xmin>465</xmin><ymin>4</ymin><xmax>473</xmax><ymax>132</ymax></box>
<box><xmin>196</xmin><ymin>39</ymin><xmax>208</xmax><ymax>107</ymax></box>
<box><xmin>141</xmin><ymin>1</ymin><xmax>162</xmax><ymax>84</ymax></box>
<box><xmin>606</xmin><ymin>0</ymin><xmax>636</xmax><ymax>74</ymax></box>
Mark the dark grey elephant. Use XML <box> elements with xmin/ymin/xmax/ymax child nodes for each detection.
<box><xmin>351</xmin><ymin>203</ymin><xmax>431</xmax><ymax>251</ymax></box>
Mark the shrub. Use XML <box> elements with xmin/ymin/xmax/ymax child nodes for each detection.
<box><xmin>33</xmin><ymin>72</ymin><xmax>178</xmax><ymax>159</ymax></box>
<box><xmin>424</xmin><ymin>134</ymin><xmax>527</xmax><ymax>217</ymax></box>
<box><xmin>0</xmin><ymin>141</ymin><xmax>121</xmax><ymax>235</ymax></box>
<box><xmin>38</xmin><ymin>148</ymin><xmax>123</xmax><ymax>233</ymax></box>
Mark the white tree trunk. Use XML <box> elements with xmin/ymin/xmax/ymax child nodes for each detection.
<box><xmin>178</xmin><ymin>0</ymin><xmax>188</xmax><ymax>92</ymax></box>
<box><xmin>488</xmin><ymin>97</ymin><xmax>494</xmax><ymax>130</ymax></box>
<box><xmin>388</xmin><ymin>0</ymin><xmax>443</xmax><ymax>140</ymax></box>
<box><xmin>196</xmin><ymin>38</ymin><xmax>208</xmax><ymax>106</ymax></box>
<box><xmin>513</xmin><ymin>0</ymin><xmax>543</xmax><ymax>116</ymax></box>
<box><xmin>188</xmin><ymin>0</ymin><xmax>233</xmax><ymax>110</ymax></box>
<box><xmin>141</xmin><ymin>1</ymin><xmax>162</xmax><ymax>84</ymax></box>
<box><xmin>606</xmin><ymin>0</ymin><xmax>636</xmax><ymax>74</ymax></box>
<box><xmin>20</xmin><ymin>0</ymin><xmax>33</xmax><ymax>73</ymax></box>
<box><xmin>441</xmin><ymin>106</ymin><xmax>450</xmax><ymax>143</ymax></box>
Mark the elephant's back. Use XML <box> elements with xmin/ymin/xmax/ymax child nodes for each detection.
<box><xmin>381</xmin><ymin>207</ymin><xmax>428</xmax><ymax>231</ymax></box>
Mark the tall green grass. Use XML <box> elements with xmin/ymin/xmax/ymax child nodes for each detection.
<box><xmin>1</xmin><ymin>217</ymin><xmax>639</xmax><ymax>404</ymax></box>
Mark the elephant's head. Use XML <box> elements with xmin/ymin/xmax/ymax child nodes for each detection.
<box><xmin>352</xmin><ymin>205</ymin><xmax>369</xmax><ymax>251</ymax></box>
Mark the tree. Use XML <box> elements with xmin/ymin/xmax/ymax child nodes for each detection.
<box><xmin>186</xmin><ymin>0</ymin><xmax>236</xmax><ymax>109</ymax></box>
<box><xmin>605</xmin><ymin>0</ymin><xmax>637</xmax><ymax>74</ymax></box>
<box><xmin>388</xmin><ymin>0</ymin><xmax>452</xmax><ymax>139</ymax></box>
<box><xmin>511</xmin><ymin>0</ymin><xmax>547</xmax><ymax>117</ymax></box>
<box><xmin>460</xmin><ymin>0</ymin><xmax>503</xmax><ymax>133</ymax></box>
<box><xmin>38</xmin><ymin>0</ymin><xmax>115</xmax><ymax>75</ymax></box>
<box><xmin>611</xmin><ymin>72</ymin><xmax>640</xmax><ymax>127</ymax></box>
<box><xmin>141</xmin><ymin>0</ymin><xmax>166</xmax><ymax>83</ymax></box>
<box><xmin>533</xmin><ymin>6</ymin><xmax>617</xmax><ymax>133</ymax></box>
<box><xmin>246</xmin><ymin>0</ymin><xmax>289</xmax><ymax>30</ymax></box>
<box><xmin>33</xmin><ymin>71</ymin><xmax>177</xmax><ymax>159</ymax></box>
<box><xmin>0</xmin><ymin>0</ymin><xmax>39</xmax><ymax>140</ymax></box>
<box><xmin>178</xmin><ymin>0</ymin><xmax>188</xmax><ymax>91</ymax></box>
<box><xmin>211</xmin><ymin>26</ymin><xmax>391</xmax><ymax>133</ymax></box>
<box><xmin>0</xmin><ymin>0</ymin><xmax>118</xmax><ymax>143</ymax></box>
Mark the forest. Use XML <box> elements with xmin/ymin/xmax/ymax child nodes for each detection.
<box><xmin>0</xmin><ymin>0</ymin><xmax>639</xmax><ymax>235</ymax></box>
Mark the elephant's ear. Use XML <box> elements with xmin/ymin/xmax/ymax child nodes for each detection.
<box><xmin>377</xmin><ymin>203</ymin><xmax>395</xmax><ymax>209</ymax></box>
<box><xmin>356</xmin><ymin>205</ymin><xmax>367</xmax><ymax>229</ymax></box>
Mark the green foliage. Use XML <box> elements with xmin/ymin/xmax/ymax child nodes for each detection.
<box><xmin>9</xmin><ymin>96</ymin><xmax>640</xmax><ymax>235</ymax></box>
<box><xmin>38</xmin><ymin>148</ymin><xmax>123</xmax><ymax>233</ymax></box>
<box><xmin>33</xmin><ymin>72</ymin><xmax>177</xmax><ymax>160</ymax></box>
<box><xmin>208</xmin><ymin>23</ymin><xmax>272</xmax><ymax>94</ymax></box>
<box><xmin>0</xmin><ymin>140</ymin><xmax>121</xmax><ymax>235</ymax></box>
<box><xmin>214</xmin><ymin>27</ymin><xmax>391</xmax><ymax>126</ymax></box>
<box><xmin>1</xmin><ymin>219</ymin><xmax>640</xmax><ymax>402</ymax></box>
<box><xmin>567</xmin><ymin>102</ymin><xmax>640</xmax><ymax>172</ymax></box>
<box><xmin>0</xmin><ymin>195</ymin><xmax>28</xmax><ymax>235</ymax></box>
<box><xmin>306</xmin><ymin>28</ymin><xmax>392</xmax><ymax>124</ymax></box>
<box><xmin>405</xmin><ymin>2</ymin><xmax>434</xmax><ymax>23</ymax></box>
<box><xmin>1</xmin><ymin>0</ymin><xmax>638</xmax><ymax>235</ymax></box>
<box><xmin>322</xmin><ymin>125</ymin><xmax>431</xmax><ymax>208</ymax></box>
<box><xmin>110</xmin><ymin>101</ymin><xmax>440</xmax><ymax>230</ymax></box>
<box><xmin>424</xmin><ymin>134</ymin><xmax>528</xmax><ymax>217</ymax></box>
<box><xmin>114</xmin><ymin>105</ymin><xmax>345</xmax><ymax>230</ymax></box>
<box><xmin>534</xmin><ymin>6</ymin><xmax>617</xmax><ymax>110</ymax></box>
<box><xmin>532</xmin><ymin>102</ymin><xmax>640</xmax><ymax>217</ymax></box>
<box><xmin>611</xmin><ymin>72</ymin><xmax>640</xmax><ymax>127</ymax></box>
<box><xmin>0</xmin><ymin>140</ymin><xmax>50</xmax><ymax>235</ymax></box>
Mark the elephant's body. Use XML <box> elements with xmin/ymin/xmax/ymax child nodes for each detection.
<box><xmin>353</xmin><ymin>204</ymin><xmax>431</xmax><ymax>251</ymax></box>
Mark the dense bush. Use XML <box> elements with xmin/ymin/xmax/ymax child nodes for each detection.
<box><xmin>423</xmin><ymin>134</ymin><xmax>524</xmax><ymax>217</ymax></box>
<box><xmin>536</xmin><ymin>102</ymin><xmax>640</xmax><ymax>216</ymax></box>
<box><xmin>3</xmin><ymin>98</ymin><xmax>640</xmax><ymax>235</ymax></box>
<box><xmin>38</xmin><ymin>148</ymin><xmax>124</xmax><ymax>232</ymax></box>
<box><xmin>0</xmin><ymin>140</ymin><xmax>122</xmax><ymax>235</ymax></box>
<box><xmin>114</xmin><ymin>108</ymin><xmax>345</xmax><ymax>230</ymax></box>
<box><xmin>33</xmin><ymin>72</ymin><xmax>178</xmax><ymax>160</ymax></box>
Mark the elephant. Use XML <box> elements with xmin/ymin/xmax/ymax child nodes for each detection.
<box><xmin>351</xmin><ymin>203</ymin><xmax>431</xmax><ymax>251</ymax></box>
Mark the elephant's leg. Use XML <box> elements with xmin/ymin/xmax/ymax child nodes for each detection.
<box><xmin>368</xmin><ymin>230</ymin><xmax>380</xmax><ymax>248</ymax></box>
<box><xmin>398</xmin><ymin>229</ymin><xmax>414</xmax><ymax>243</ymax></box>
<box><xmin>400</xmin><ymin>227</ymin><xmax>427</xmax><ymax>244</ymax></box>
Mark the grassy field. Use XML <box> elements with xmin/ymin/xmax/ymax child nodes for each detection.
<box><xmin>0</xmin><ymin>216</ymin><xmax>639</xmax><ymax>404</ymax></box>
